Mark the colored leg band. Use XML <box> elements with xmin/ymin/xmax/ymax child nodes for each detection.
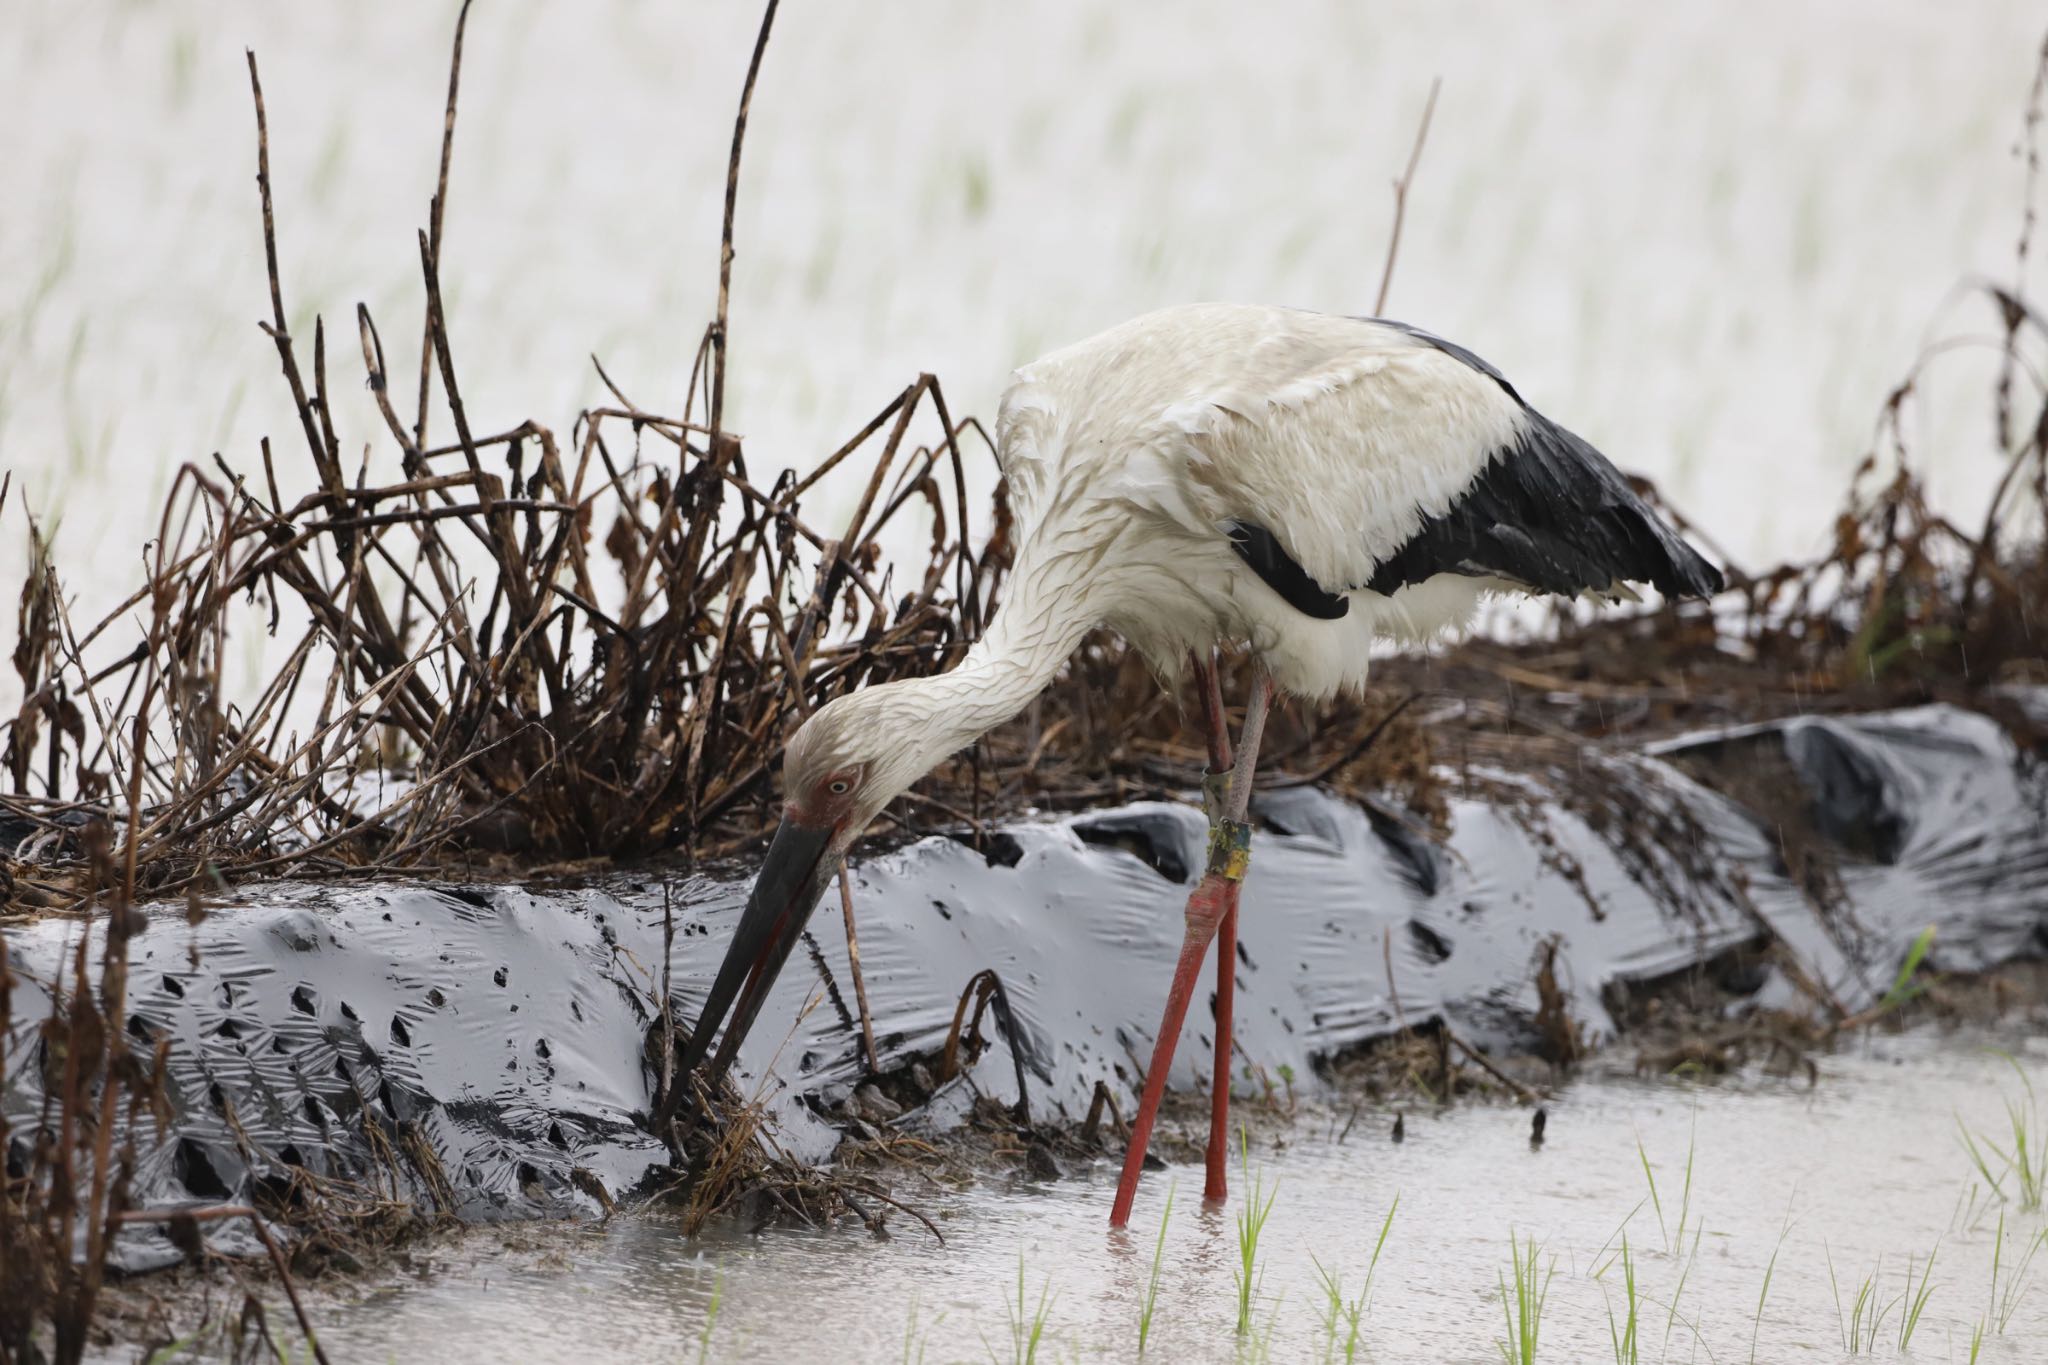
<box><xmin>1206</xmin><ymin>818</ymin><xmax>1252</xmax><ymax>881</ymax></box>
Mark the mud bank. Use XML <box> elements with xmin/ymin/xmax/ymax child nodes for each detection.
<box><xmin>4</xmin><ymin>698</ymin><xmax>2044</xmax><ymax>1269</ymax></box>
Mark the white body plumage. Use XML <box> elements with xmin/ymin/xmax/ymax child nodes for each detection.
<box><xmin>779</xmin><ymin>302</ymin><xmax>1719</xmax><ymax>819</ymax></box>
<box><xmin>993</xmin><ymin>302</ymin><xmax>1528</xmax><ymax>702</ymax></box>
<box><xmin>685</xmin><ymin>302</ymin><xmax>1724</xmax><ymax>1096</ymax></box>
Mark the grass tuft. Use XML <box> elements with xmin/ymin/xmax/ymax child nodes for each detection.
<box><xmin>1233</xmin><ymin>1130</ymin><xmax>1278</xmax><ymax>1337</ymax></box>
<box><xmin>1600</xmin><ymin>1232</ymin><xmax>1639</xmax><ymax>1365</ymax></box>
<box><xmin>1896</xmin><ymin>1245</ymin><xmax>1938</xmax><ymax>1352</ymax></box>
<box><xmin>1137</xmin><ymin>1182</ymin><xmax>1174</xmax><ymax>1354</ymax></box>
<box><xmin>1957</xmin><ymin>1052</ymin><xmax>2045</xmax><ymax>1212</ymax></box>
<box><xmin>1311</xmin><ymin>1193</ymin><xmax>1397</xmax><ymax>1365</ymax></box>
<box><xmin>993</xmin><ymin>1251</ymin><xmax>1056</xmax><ymax>1365</ymax></box>
<box><xmin>1495</xmin><ymin>1232</ymin><xmax>1554</xmax><ymax>1365</ymax></box>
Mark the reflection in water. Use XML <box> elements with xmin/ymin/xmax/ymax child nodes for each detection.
<box><xmin>297</xmin><ymin>1032</ymin><xmax>2043</xmax><ymax>1363</ymax></box>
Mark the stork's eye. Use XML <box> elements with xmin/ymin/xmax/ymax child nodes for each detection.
<box><xmin>828</xmin><ymin>779</ymin><xmax>851</xmax><ymax>795</ymax></box>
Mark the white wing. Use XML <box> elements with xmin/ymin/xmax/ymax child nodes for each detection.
<box><xmin>996</xmin><ymin>304</ymin><xmax>1525</xmax><ymax>594</ymax></box>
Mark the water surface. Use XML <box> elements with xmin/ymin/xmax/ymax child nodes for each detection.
<box><xmin>286</xmin><ymin>1030</ymin><xmax>2047</xmax><ymax>1363</ymax></box>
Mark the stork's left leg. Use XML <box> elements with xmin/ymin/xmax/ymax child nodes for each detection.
<box><xmin>1192</xmin><ymin>653</ymin><xmax>1240</xmax><ymax>1207</ymax></box>
<box><xmin>1109</xmin><ymin>665</ymin><xmax>1272</xmax><ymax>1229</ymax></box>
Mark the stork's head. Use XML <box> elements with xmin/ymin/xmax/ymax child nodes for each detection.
<box><xmin>676</xmin><ymin>684</ymin><xmax>959</xmax><ymax>1082</ymax></box>
<box><xmin>779</xmin><ymin>684</ymin><xmax>951</xmax><ymax>835</ymax></box>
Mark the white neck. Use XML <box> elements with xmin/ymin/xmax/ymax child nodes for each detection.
<box><xmin>863</xmin><ymin>556</ymin><xmax>1102</xmax><ymax>785</ymax></box>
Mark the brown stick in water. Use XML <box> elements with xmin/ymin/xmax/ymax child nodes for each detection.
<box><xmin>838</xmin><ymin>867</ymin><xmax>881</xmax><ymax>1074</ymax></box>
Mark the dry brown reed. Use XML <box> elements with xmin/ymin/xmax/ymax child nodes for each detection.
<box><xmin>0</xmin><ymin>3</ymin><xmax>1008</xmax><ymax>914</ymax></box>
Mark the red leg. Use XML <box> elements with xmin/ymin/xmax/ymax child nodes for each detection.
<box><xmin>1194</xmin><ymin>649</ymin><xmax>1239</xmax><ymax>1203</ymax></box>
<box><xmin>1205</xmin><ymin>890</ymin><xmax>1239</xmax><ymax>1204</ymax></box>
<box><xmin>1110</xmin><ymin>662</ymin><xmax>1272</xmax><ymax>1228</ymax></box>
<box><xmin>1110</xmin><ymin>872</ymin><xmax>1234</xmax><ymax>1228</ymax></box>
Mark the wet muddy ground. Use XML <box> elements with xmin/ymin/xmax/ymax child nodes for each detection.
<box><xmin>126</xmin><ymin>1027</ymin><xmax>2048</xmax><ymax>1363</ymax></box>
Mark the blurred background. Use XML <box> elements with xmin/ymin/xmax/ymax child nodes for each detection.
<box><xmin>1</xmin><ymin>0</ymin><xmax>2040</xmax><ymax>692</ymax></box>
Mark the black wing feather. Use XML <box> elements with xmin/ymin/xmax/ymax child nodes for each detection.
<box><xmin>1225</xmin><ymin>318</ymin><xmax>1725</xmax><ymax>621</ymax></box>
<box><xmin>1365</xmin><ymin>409</ymin><xmax>1724</xmax><ymax>601</ymax></box>
<box><xmin>1226</xmin><ymin>521</ymin><xmax>1350</xmax><ymax>619</ymax></box>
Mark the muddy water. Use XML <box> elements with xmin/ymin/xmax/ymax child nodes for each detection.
<box><xmin>267</xmin><ymin>1031</ymin><xmax>2045</xmax><ymax>1364</ymax></box>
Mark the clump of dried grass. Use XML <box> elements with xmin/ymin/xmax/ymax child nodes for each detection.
<box><xmin>0</xmin><ymin>4</ymin><xmax>1005</xmax><ymax>913</ymax></box>
<box><xmin>0</xmin><ymin>2</ymin><xmax>1453</xmax><ymax>915</ymax></box>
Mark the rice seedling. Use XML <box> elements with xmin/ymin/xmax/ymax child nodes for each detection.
<box><xmin>1495</xmin><ymin>1232</ymin><xmax>1554</xmax><ymax>1365</ymax></box>
<box><xmin>1240</xmin><ymin>1290</ymin><xmax>1285</xmax><ymax>1365</ymax></box>
<box><xmin>1672</xmin><ymin>1127</ymin><xmax>1697</xmax><ymax>1256</ymax></box>
<box><xmin>1589</xmin><ymin>1199</ymin><xmax>1647</xmax><ymax>1279</ymax></box>
<box><xmin>1877</xmin><ymin>924</ymin><xmax>1936</xmax><ymax>1012</ymax></box>
<box><xmin>1632</xmin><ymin>1122</ymin><xmax>1696</xmax><ymax>1256</ymax></box>
<box><xmin>1233</xmin><ymin>1130</ymin><xmax>1278</xmax><ymax>1337</ymax></box>
<box><xmin>696</xmin><ymin>1266</ymin><xmax>723</xmax><ymax>1365</ymax></box>
<box><xmin>1747</xmin><ymin>1203</ymin><xmax>1795</xmax><ymax>1365</ymax></box>
<box><xmin>1957</xmin><ymin>1054</ymin><xmax>2045</xmax><ymax>1212</ymax></box>
<box><xmin>903</xmin><ymin>1292</ymin><xmax>944</xmax><ymax>1365</ymax></box>
<box><xmin>143</xmin><ymin>1333</ymin><xmax>203</xmax><ymax>1363</ymax></box>
<box><xmin>1896</xmin><ymin>1246</ymin><xmax>1938</xmax><ymax>1352</ymax></box>
<box><xmin>1659</xmin><ymin>1220</ymin><xmax>1703</xmax><ymax>1358</ymax></box>
<box><xmin>1826</xmin><ymin>1245</ymin><xmax>1900</xmax><ymax>1354</ymax></box>
<box><xmin>1311</xmin><ymin>1194</ymin><xmax>1396</xmax><ymax>1364</ymax></box>
<box><xmin>1953</xmin><ymin>1177</ymin><xmax>1995</xmax><ymax>1234</ymax></box>
<box><xmin>1137</xmin><ymin>1182</ymin><xmax>1175</xmax><ymax>1354</ymax></box>
<box><xmin>1984</xmin><ymin>1210</ymin><xmax>2048</xmax><ymax>1336</ymax></box>
<box><xmin>1599</xmin><ymin>1232</ymin><xmax>1639</xmax><ymax>1365</ymax></box>
<box><xmin>1363</xmin><ymin>1195</ymin><xmax>1399</xmax><ymax>1303</ymax></box>
<box><xmin>993</xmin><ymin>1251</ymin><xmax>1057</xmax><ymax>1365</ymax></box>
<box><xmin>1312</xmin><ymin>1260</ymin><xmax>1351</xmax><ymax>1365</ymax></box>
<box><xmin>1634</xmin><ymin>1135</ymin><xmax>1667</xmax><ymax>1252</ymax></box>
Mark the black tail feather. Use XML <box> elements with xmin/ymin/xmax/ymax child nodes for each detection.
<box><xmin>1366</xmin><ymin>412</ymin><xmax>1724</xmax><ymax>602</ymax></box>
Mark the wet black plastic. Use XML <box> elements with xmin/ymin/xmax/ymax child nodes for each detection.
<box><xmin>5</xmin><ymin>698</ymin><xmax>2043</xmax><ymax>1267</ymax></box>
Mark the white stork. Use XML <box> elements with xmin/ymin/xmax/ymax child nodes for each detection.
<box><xmin>676</xmin><ymin>302</ymin><xmax>1722</xmax><ymax>1227</ymax></box>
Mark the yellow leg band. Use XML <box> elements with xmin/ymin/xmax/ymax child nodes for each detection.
<box><xmin>1206</xmin><ymin>819</ymin><xmax>1252</xmax><ymax>881</ymax></box>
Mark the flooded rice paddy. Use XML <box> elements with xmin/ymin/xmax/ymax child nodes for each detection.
<box><xmin>270</xmin><ymin>1031</ymin><xmax>2044</xmax><ymax>1363</ymax></box>
<box><xmin>4</xmin><ymin>0</ymin><xmax>2042</xmax><ymax>662</ymax></box>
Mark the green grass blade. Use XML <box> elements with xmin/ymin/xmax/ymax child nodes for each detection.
<box><xmin>1137</xmin><ymin>1183</ymin><xmax>1175</xmax><ymax>1354</ymax></box>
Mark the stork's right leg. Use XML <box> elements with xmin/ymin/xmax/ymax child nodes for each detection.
<box><xmin>1108</xmin><ymin>872</ymin><xmax>1237</xmax><ymax>1229</ymax></box>
<box><xmin>1109</xmin><ymin>665</ymin><xmax>1271</xmax><ymax>1229</ymax></box>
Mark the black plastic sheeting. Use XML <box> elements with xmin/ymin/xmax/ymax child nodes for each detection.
<box><xmin>5</xmin><ymin>697</ymin><xmax>2044</xmax><ymax>1268</ymax></box>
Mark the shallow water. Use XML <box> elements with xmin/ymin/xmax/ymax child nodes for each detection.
<box><xmin>266</xmin><ymin>1030</ymin><xmax>2047</xmax><ymax>1364</ymax></box>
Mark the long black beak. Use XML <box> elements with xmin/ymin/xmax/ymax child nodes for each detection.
<box><xmin>677</xmin><ymin>815</ymin><xmax>840</xmax><ymax>1084</ymax></box>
